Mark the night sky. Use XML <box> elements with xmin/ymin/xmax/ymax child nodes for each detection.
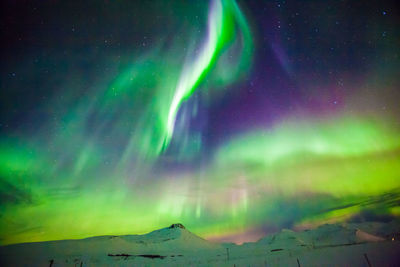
<box><xmin>1</xmin><ymin>0</ymin><xmax>399</xmax><ymax>245</ymax></box>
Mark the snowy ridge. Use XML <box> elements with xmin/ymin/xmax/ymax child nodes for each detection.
<box><xmin>1</xmin><ymin>221</ymin><xmax>399</xmax><ymax>266</ymax></box>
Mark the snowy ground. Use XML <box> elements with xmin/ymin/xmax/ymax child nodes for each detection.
<box><xmin>1</xmin><ymin>222</ymin><xmax>399</xmax><ymax>266</ymax></box>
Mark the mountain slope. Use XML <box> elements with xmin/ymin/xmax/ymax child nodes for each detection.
<box><xmin>0</xmin><ymin>223</ymin><xmax>222</xmax><ymax>266</ymax></box>
<box><xmin>1</xmin><ymin>222</ymin><xmax>399</xmax><ymax>266</ymax></box>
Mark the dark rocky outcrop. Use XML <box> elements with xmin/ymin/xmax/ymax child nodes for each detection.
<box><xmin>169</xmin><ymin>223</ymin><xmax>185</xmax><ymax>229</ymax></box>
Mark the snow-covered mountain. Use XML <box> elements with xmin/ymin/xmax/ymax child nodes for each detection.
<box><xmin>1</xmin><ymin>222</ymin><xmax>399</xmax><ymax>266</ymax></box>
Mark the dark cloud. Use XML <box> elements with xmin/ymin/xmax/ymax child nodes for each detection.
<box><xmin>0</xmin><ymin>178</ymin><xmax>33</xmax><ymax>206</ymax></box>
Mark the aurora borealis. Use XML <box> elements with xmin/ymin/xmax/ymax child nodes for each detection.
<box><xmin>1</xmin><ymin>0</ymin><xmax>399</xmax><ymax>245</ymax></box>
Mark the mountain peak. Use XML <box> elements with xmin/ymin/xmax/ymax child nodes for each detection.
<box><xmin>169</xmin><ymin>223</ymin><xmax>185</xmax><ymax>229</ymax></box>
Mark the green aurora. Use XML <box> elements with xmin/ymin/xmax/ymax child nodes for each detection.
<box><xmin>111</xmin><ymin>0</ymin><xmax>253</xmax><ymax>163</ymax></box>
